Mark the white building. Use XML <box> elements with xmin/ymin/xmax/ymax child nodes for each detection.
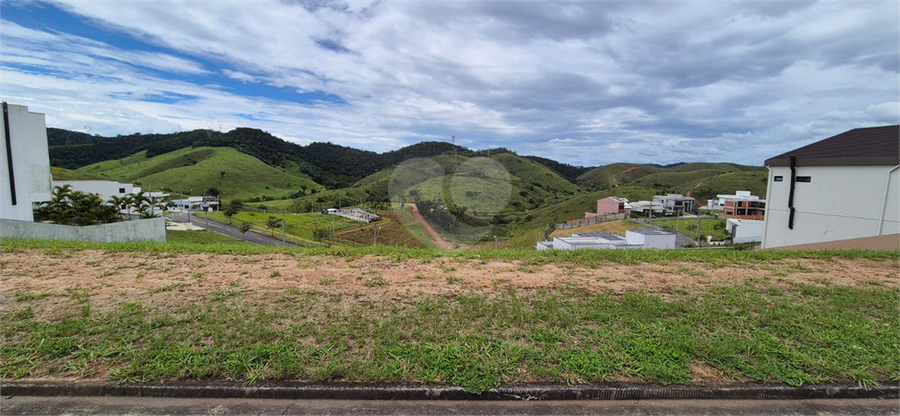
<box><xmin>171</xmin><ymin>195</ymin><xmax>217</xmax><ymax>211</ymax></box>
<box><xmin>536</xmin><ymin>230</ymin><xmax>676</xmax><ymax>250</ymax></box>
<box><xmin>1</xmin><ymin>103</ymin><xmax>52</xmax><ymax>221</ymax></box>
<box><xmin>726</xmin><ymin>218</ymin><xmax>765</xmax><ymax>244</ymax></box>
<box><xmin>628</xmin><ymin>200</ymin><xmax>664</xmax><ymax>216</ymax></box>
<box><xmin>50</xmin><ymin>181</ymin><xmax>169</xmax><ymax>216</ymax></box>
<box><xmin>761</xmin><ymin>125</ymin><xmax>899</xmax><ymax>249</ymax></box>
<box><xmin>652</xmin><ymin>194</ymin><xmax>696</xmax><ymax>213</ymax></box>
<box><xmin>625</xmin><ymin>229</ymin><xmax>677</xmax><ymax>249</ymax></box>
<box><xmin>51</xmin><ymin>180</ymin><xmax>135</xmax><ymax>201</ymax></box>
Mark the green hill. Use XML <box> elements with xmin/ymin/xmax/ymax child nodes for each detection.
<box><xmin>673</xmin><ymin>171</ymin><xmax>769</xmax><ymax>203</ymax></box>
<box><xmin>576</xmin><ymin>163</ymin><xmax>662</xmax><ymax>188</ymax></box>
<box><xmin>49</xmin><ymin>166</ymin><xmax>106</xmax><ymax>181</ymax></box>
<box><xmin>349</xmin><ymin>152</ymin><xmax>582</xmax><ymax>214</ymax></box>
<box><xmin>629</xmin><ymin>169</ymin><xmax>736</xmax><ymax>190</ymax></box>
<box><xmin>77</xmin><ymin>147</ymin><xmax>323</xmax><ymax>200</ymax></box>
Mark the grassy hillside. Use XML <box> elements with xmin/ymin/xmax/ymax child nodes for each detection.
<box><xmin>351</xmin><ymin>152</ymin><xmax>582</xmax><ymax>215</ymax></box>
<box><xmin>77</xmin><ymin>147</ymin><xmax>323</xmax><ymax>200</ymax></box>
<box><xmin>49</xmin><ymin>166</ymin><xmax>106</xmax><ymax>181</ymax></box>
<box><xmin>576</xmin><ymin>163</ymin><xmax>662</xmax><ymax>187</ymax></box>
<box><xmin>331</xmin><ymin>210</ymin><xmax>428</xmax><ymax>248</ymax></box>
<box><xmin>674</xmin><ymin>171</ymin><xmax>768</xmax><ymax>202</ymax></box>
<box><xmin>629</xmin><ymin>169</ymin><xmax>735</xmax><ymax>190</ymax></box>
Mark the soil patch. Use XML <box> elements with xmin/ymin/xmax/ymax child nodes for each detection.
<box><xmin>2</xmin><ymin>250</ymin><xmax>896</xmax><ymax>320</ymax></box>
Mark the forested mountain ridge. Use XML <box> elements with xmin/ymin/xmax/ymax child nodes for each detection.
<box><xmin>48</xmin><ymin>127</ymin><xmax>598</xmax><ymax>189</ymax></box>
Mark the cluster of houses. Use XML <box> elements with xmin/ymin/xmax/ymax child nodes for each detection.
<box><xmin>540</xmin><ymin>125</ymin><xmax>899</xmax><ymax>251</ymax></box>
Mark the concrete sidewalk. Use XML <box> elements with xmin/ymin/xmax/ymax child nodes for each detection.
<box><xmin>5</xmin><ymin>396</ymin><xmax>897</xmax><ymax>416</ymax></box>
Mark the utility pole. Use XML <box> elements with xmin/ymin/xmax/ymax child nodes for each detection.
<box><xmin>373</xmin><ymin>225</ymin><xmax>379</xmax><ymax>246</ymax></box>
<box><xmin>282</xmin><ymin>211</ymin><xmax>286</xmax><ymax>245</ymax></box>
<box><xmin>697</xmin><ymin>214</ymin><xmax>702</xmax><ymax>247</ymax></box>
<box><xmin>205</xmin><ymin>207</ymin><xmax>209</xmax><ymax>229</ymax></box>
<box><xmin>494</xmin><ymin>235</ymin><xmax>499</xmax><ymax>250</ymax></box>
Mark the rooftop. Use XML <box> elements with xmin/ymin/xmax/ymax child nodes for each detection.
<box><xmin>628</xmin><ymin>229</ymin><xmax>674</xmax><ymax>236</ymax></box>
<box><xmin>572</xmin><ymin>232</ymin><xmax>626</xmax><ymax>240</ymax></box>
<box><xmin>765</xmin><ymin>125</ymin><xmax>899</xmax><ymax>167</ymax></box>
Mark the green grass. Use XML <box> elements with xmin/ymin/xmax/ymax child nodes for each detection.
<box><xmin>203</xmin><ymin>211</ymin><xmax>358</xmax><ymax>245</ymax></box>
<box><xmin>651</xmin><ymin>218</ymin><xmax>728</xmax><ymax>241</ymax></box>
<box><xmin>674</xmin><ymin>171</ymin><xmax>768</xmax><ymax>204</ymax></box>
<box><xmin>2</xmin><ymin>237</ymin><xmax>897</xmax><ymax>265</ymax></box>
<box><xmin>49</xmin><ymin>166</ymin><xmax>107</xmax><ymax>181</ymax></box>
<box><xmin>3</xmin><ymin>281</ymin><xmax>896</xmax><ymax>392</ymax></box>
<box><xmin>166</xmin><ymin>230</ymin><xmax>246</xmax><ymax>245</ymax></box>
<box><xmin>77</xmin><ymin>147</ymin><xmax>323</xmax><ymax>200</ymax></box>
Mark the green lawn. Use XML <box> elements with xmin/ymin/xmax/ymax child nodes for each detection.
<box><xmin>203</xmin><ymin>211</ymin><xmax>359</xmax><ymax>245</ymax></box>
<box><xmin>2</xmin><ymin>239</ymin><xmax>897</xmax><ymax>393</ymax></box>
<box><xmin>166</xmin><ymin>230</ymin><xmax>246</xmax><ymax>245</ymax></box>
<box><xmin>652</xmin><ymin>218</ymin><xmax>728</xmax><ymax>241</ymax></box>
<box><xmin>3</xmin><ymin>272</ymin><xmax>896</xmax><ymax>393</ymax></box>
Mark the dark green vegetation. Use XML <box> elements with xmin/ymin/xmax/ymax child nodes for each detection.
<box><xmin>49</xmin><ymin>127</ymin><xmax>767</xmax><ymax>245</ymax></box>
<box><xmin>34</xmin><ymin>185</ymin><xmax>161</xmax><ymax>225</ymax></box>
<box><xmin>2</xmin><ymin>240</ymin><xmax>897</xmax><ymax>393</ymax></box>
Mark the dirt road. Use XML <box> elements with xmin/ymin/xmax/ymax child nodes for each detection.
<box><xmin>408</xmin><ymin>204</ymin><xmax>453</xmax><ymax>249</ymax></box>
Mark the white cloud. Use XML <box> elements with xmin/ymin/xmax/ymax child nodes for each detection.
<box><xmin>0</xmin><ymin>0</ymin><xmax>896</xmax><ymax>167</ymax></box>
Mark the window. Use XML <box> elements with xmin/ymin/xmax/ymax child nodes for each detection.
<box><xmin>119</xmin><ymin>188</ymin><xmax>126</xmax><ymax>193</ymax></box>
<box><xmin>773</xmin><ymin>176</ymin><xmax>783</xmax><ymax>182</ymax></box>
<box><xmin>796</xmin><ymin>176</ymin><xmax>811</xmax><ymax>183</ymax></box>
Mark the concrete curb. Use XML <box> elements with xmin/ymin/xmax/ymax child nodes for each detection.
<box><xmin>2</xmin><ymin>381</ymin><xmax>897</xmax><ymax>401</ymax></box>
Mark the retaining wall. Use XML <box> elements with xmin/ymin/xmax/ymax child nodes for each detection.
<box><xmin>553</xmin><ymin>213</ymin><xmax>626</xmax><ymax>230</ymax></box>
<box><xmin>0</xmin><ymin>218</ymin><xmax>166</xmax><ymax>243</ymax></box>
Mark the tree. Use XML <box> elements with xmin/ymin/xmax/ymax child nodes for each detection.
<box><xmin>313</xmin><ymin>228</ymin><xmax>330</xmax><ymax>242</ymax></box>
<box><xmin>107</xmin><ymin>195</ymin><xmax>129</xmax><ymax>221</ymax></box>
<box><xmin>220</xmin><ymin>171</ymin><xmax>226</xmax><ymax>179</ymax></box>
<box><xmin>34</xmin><ymin>185</ymin><xmax>121</xmax><ymax>226</ymax></box>
<box><xmin>223</xmin><ymin>205</ymin><xmax>238</xmax><ymax>225</ymax></box>
<box><xmin>132</xmin><ymin>191</ymin><xmax>157</xmax><ymax>218</ymax></box>
<box><xmin>266</xmin><ymin>216</ymin><xmax>282</xmax><ymax>236</ymax></box>
<box><xmin>206</xmin><ymin>187</ymin><xmax>221</xmax><ymax>198</ymax></box>
<box><xmin>239</xmin><ymin>221</ymin><xmax>253</xmax><ymax>235</ymax></box>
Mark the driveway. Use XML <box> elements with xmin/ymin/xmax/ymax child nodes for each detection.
<box><xmin>165</xmin><ymin>211</ymin><xmax>297</xmax><ymax>247</ymax></box>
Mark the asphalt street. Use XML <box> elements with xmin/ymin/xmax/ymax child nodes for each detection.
<box><xmin>165</xmin><ymin>211</ymin><xmax>296</xmax><ymax>247</ymax></box>
<box><xmin>4</xmin><ymin>396</ymin><xmax>897</xmax><ymax>416</ymax></box>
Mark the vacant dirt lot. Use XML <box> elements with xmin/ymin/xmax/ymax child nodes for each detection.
<box><xmin>2</xmin><ymin>249</ymin><xmax>897</xmax><ymax>320</ymax></box>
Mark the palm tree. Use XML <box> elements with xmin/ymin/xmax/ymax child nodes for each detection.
<box><xmin>107</xmin><ymin>195</ymin><xmax>129</xmax><ymax>221</ymax></box>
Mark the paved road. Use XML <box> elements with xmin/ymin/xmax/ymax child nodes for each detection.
<box><xmin>165</xmin><ymin>211</ymin><xmax>297</xmax><ymax>247</ymax></box>
<box><xmin>4</xmin><ymin>396</ymin><xmax>897</xmax><ymax>416</ymax></box>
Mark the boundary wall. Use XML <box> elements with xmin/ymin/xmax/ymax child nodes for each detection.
<box><xmin>0</xmin><ymin>218</ymin><xmax>165</xmax><ymax>243</ymax></box>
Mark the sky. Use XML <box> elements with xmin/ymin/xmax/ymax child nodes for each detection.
<box><xmin>1</xmin><ymin>1</ymin><xmax>898</xmax><ymax>167</ymax></box>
